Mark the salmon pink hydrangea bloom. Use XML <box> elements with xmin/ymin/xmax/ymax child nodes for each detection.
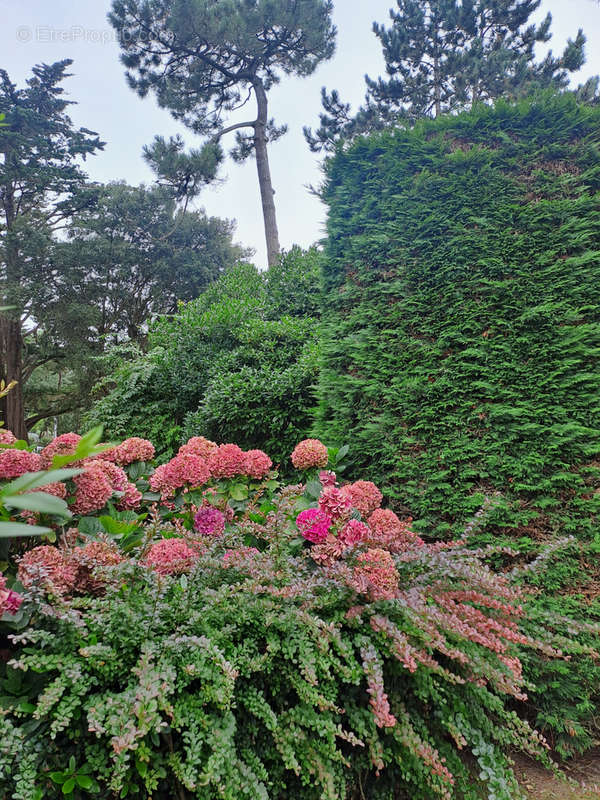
<box><xmin>291</xmin><ymin>439</ymin><xmax>328</xmax><ymax>470</ymax></box>
<box><xmin>40</xmin><ymin>433</ymin><xmax>81</xmax><ymax>468</ymax></box>
<box><xmin>113</xmin><ymin>437</ymin><xmax>155</xmax><ymax>465</ymax></box>
<box><xmin>0</xmin><ymin>429</ymin><xmax>17</xmax><ymax>445</ymax></box>
<box><xmin>296</xmin><ymin>508</ymin><xmax>332</xmax><ymax>544</ymax></box>
<box><xmin>367</xmin><ymin>509</ymin><xmax>424</xmax><ymax>552</ymax></box>
<box><xmin>354</xmin><ymin>548</ymin><xmax>400</xmax><ymax>600</ymax></box>
<box><xmin>0</xmin><ymin>449</ymin><xmax>42</xmax><ymax>480</ymax></box>
<box><xmin>178</xmin><ymin>436</ymin><xmax>218</xmax><ymax>460</ymax></box>
<box><xmin>29</xmin><ymin>481</ymin><xmax>67</xmax><ymax>500</ymax></box>
<box><xmin>71</xmin><ymin>464</ymin><xmax>114</xmax><ymax>515</ymax></box>
<box><xmin>149</xmin><ymin>454</ymin><xmax>210</xmax><ymax>496</ymax></box>
<box><xmin>88</xmin><ymin>459</ymin><xmax>128</xmax><ymax>492</ymax></box>
<box><xmin>193</xmin><ymin>506</ymin><xmax>226</xmax><ymax>536</ymax></box>
<box><xmin>341</xmin><ymin>481</ymin><xmax>383</xmax><ymax>517</ymax></box>
<box><xmin>338</xmin><ymin>519</ymin><xmax>370</xmax><ymax>546</ymax></box>
<box><xmin>319</xmin><ymin>470</ymin><xmax>337</xmax><ymax>487</ymax></box>
<box><xmin>116</xmin><ymin>482</ymin><xmax>143</xmax><ymax>511</ymax></box>
<box><xmin>318</xmin><ymin>486</ymin><xmax>353</xmax><ymax>521</ymax></box>
<box><xmin>208</xmin><ymin>444</ymin><xmax>247</xmax><ymax>479</ymax></box>
<box><xmin>243</xmin><ymin>449</ymin><xmax>273</xmax><ymax>480</ymax></box>
<box><xmin>18</xmin><ymin>546</ymin><xmax>77</xmax><ymax>596</ymax></box>
<box><xmin>144</xmin><ymin>539</ymin><xmax>197</xmax><ymax>576</ymax></box>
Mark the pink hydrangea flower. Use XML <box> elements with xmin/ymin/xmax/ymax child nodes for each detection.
<box><xmin>87</xmin><ymin>459</ymin><xmax>128</xmax><ymax>491</ymax></box>
<box><xmin>243</xmin><ymin>449</ymin><xmax>273</xmax><ymax>480</ymax></box>
<box><xmin>296</xmin><ymin>508</ymin><xmax>332</xmax><ymax>544</ymax></box>
<box><xmin>319</xmin><ymin>470</ymin><xmax>337</xmax><ymax>487</ymax></box>
<box><xmin>0</xmin><ymin>429</ymin><xmax>17</xmax><ymax>445</ymax></box>
<box><xmin>367</xmin><ymin>509</ymin><xmax>424</xmax><ymax>552</ymax></box>
<box><xmin>149</xmin><ymin>454</ymin><xmax>210</xmax><ymax>497</ymax></box>
<box><xmin>193</xmin><ymin>506</ymin><xmax>226</xmax><ymax>536</ymax></box>
<box><xmin>318</xmin><ymin>486</ymin><xmax>353</xmax><ymax>521</ymax></box>
<box><xmin>70</xmin><ymin>539</ymin><xmax>124</xmax><ymax>594</ymax></box>
<box><xmin>40</xmin><ymin>433</ymin><xmax>81</xmax><ymax>468</ymax></box>
<box><xmin>113</xmin><ymin>437</ymin><xmax>155</xmax><ymax>466</ymax></box>
<box><xmin>178</xmin><ymin>436</ymin><xmax>219</xmax><ymax>460</ymax></box>
<box><xmin>29</xmin><ymin>481</ymin><xmax>67</xmax><ymax>500</ymax></box>
<box><xmin>341</xmin><ymin>481</ymin><xmax>383</xmax><ymax>517</ymax></box>
<box><xmin>0</xmin><ymin>572</ymin><xmax>22</xmax><ymax>615</ymax></box>
<box><xmin>0</xmin><ymin>449</ymin><xmax>42</xmax><ymax>480</ymax></box>
<box><xmin>354</xmin><ymin>548</ymin><xmax>399</xmax><ymax>600</ymax></box>
<box><xmin>339</xmin><ymin>519</ymin><xmax>370</xmax><ymax>546</ymax></box>
<box><xmin>18</xmin><ymin>546</ymin><xmax>77</xmax><ymax>596</ymax></box>
<box><xmin>116</xmin><ymin>482</ymin><xmax>143</xmax><ymax>511</ymax></box>
<box><xmin>144</xmin><ymin>539</ymin><xmax>197</xmax><ymax>576</ymax></box>
<box><xmin>208</xmin><ymin>444</ymin><xmax>247</xmax><ymax>479</ymax></box>
<box><xmin>291</xmin><ymin>439</ymin><xmax>329</xmax><ymax>470</ymax></box>
<box><xmin>70</xmin><ymin>464</ymin><xmax>114</xmax><ymax>515</ymax></box>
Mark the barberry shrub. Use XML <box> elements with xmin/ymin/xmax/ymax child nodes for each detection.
<box><xmin>0</xmin><ymin>436</ymin><xmax>568</xmax><ymax>800</ymax></box>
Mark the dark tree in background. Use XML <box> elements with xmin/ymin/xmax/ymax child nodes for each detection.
<box><xmin>0</xmin><ymin>60</ymin><xmax>103</xmax><ymax>439</ymax></box>
<box><xmin>109</xmin><ymin>0</ymin><xmax>337</xmax><ymax>267</ymax></box>
<box><xmin>305</xmin><ymin>0</ymin><xmax>587</xmax><ymax>152</ymax></box>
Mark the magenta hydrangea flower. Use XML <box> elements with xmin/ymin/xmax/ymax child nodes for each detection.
<box><xmin>296</xmin><ymin>508</ymin><xmax>332</xmax><ymax>544</ymax></box>
<box><xmin>144</xmin><ymin>539</ymin><xmax>197</xmax><ymax>576</ymax></box>
<box><xmin>0</xmin><ymin>449</ymin><xmax>42</xmax><ymax>480</ymax></box>
<box><xmin>319</xmin><ymin>470</ymin><xmax>337</xmax><ymax>487</ymax></box>
<box><xmin>193</xmin><ymin>506</ymin><xmax>226</xmax><ymax>537</ymax></box>
<box><xmin>0</xmin><ymin>572</ymin><xmax>22</xmax><ymax>615</ymax></box>
<box><xmin>291</xmin><ymin>439</ymin><xmax>329</xmax><ymax>470</ymax></box>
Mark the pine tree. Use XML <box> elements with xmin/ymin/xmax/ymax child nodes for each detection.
<box><xmin>109</xmin><ymin>0</ymin><xmax>336</xmax><ymax>267</ymax></box>
<box><xmin>305</xmin><ymin>0</ymin><xmax>586</xmax><ymax>152</ymax></box>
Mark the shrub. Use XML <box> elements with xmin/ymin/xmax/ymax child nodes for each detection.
<box><xmin>87</xmin><ymin>248</ymin><xmax>322</xmax><ymax>462</ymax></box>
<box><xmin>0</xmin><ymin>432</ymin><xmax>578</xmax><ymax>800</ymax></box>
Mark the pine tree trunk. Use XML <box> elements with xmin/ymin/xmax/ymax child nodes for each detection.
<box><xmin>0</xmin><ymin>314</ymin><xmax>27</xmax><ymax>441</ymax></box>
<box><xmin>252</xmin><ymin>79</ymin><xmax>281</xmax><ymax>269</ymax></box>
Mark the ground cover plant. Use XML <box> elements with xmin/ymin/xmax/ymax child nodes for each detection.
<box><xmin>0</xmin><ymin>428</ymin><xmax>591</xmax><ymax>799</ymax></box>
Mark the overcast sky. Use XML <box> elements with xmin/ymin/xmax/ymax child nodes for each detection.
<box><xmin>2</xmin><ymin>0</ymin><xmax>599</xmax><ymax>266</ymax></box>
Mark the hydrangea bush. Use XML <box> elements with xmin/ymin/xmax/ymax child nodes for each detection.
<box><xmin>0</xmin><ymin>432</ymin><xmax>577</xmax><ymax>799</ymax></box>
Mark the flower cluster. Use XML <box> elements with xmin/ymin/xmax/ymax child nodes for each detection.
<box><xmin>291</xmin><ymin>438</ymin><xmax>329</xmax><ymax>470</ymax></box>
<box><xmin>193</xmin><ymin>506</ymin><xmax>226</xmax><ymax>537</ymax></box>
<box><xmin>71</xmin><ymin>463</ymin><xmax>114</xmax><ymax>515</ymax></box>
<box><xmin>0</xmin><ymin>428</ymin><xmax>17</xmax><ymax>445</ymax></box>
<box><xmin>243</xmin><ymin>449</ymin><xmax>273</xmax><ymax>480</ymax></box>
<box><xmin>341</xmin><ymin>480</ymin><xmax>383</xmax><ymax>517</ymax></box>
<box><xmin>296</xmin><ymin>508</ymin><xmax>332</xmax><ymax>544</ymax></box>
<box><xmin>366</xmin><ymin>509</ymin><xmax>424</xmax><ymax>552</ymax></box>
<box><xmin>149</xmin><ymin>453</ymin><xmax>211</xmax><ymax>497</ymax></box>
<box><xmin>207</xmin><ymin>444</ymin><xmax>247</xmax><ymax>479</ymax></box>
<box><xmin>0</xmin><ymin>449</ymin><xmax>41</xmax><ymax>480</ymax></box>
<box><xmin>39</xmin><ymin>433</ymin><xmax>81</xmax><ymax>468</ymax></box>
<box><xmin>318</xmin><ymin>485</ymin><xmax>353</xmax><ymax>521</ymax></box>
<box><xmin>143</xmin><ymin>538</ymin><xmax>198</xmax><ymax>576</ymax></box>
<box><xmin>0</xmin><ymin>572</ymin><xmax>22</xmax><ymax>616</ymax></box>
<box><xmin>112</xmin><ymin>437</ymin><xmax>155</xmax><ymax>466</ymax></box>
<box><xmin>178</xmin><ymin>436</ymin><xmax>219</xmax><ymax>460</ymax></box>
<box><xmin>353</xmin><ymin>548</ymin><xmax>400</xmax><ymax>600</ymax></box>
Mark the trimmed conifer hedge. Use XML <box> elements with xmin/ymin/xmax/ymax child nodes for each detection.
<box><xmin>318</xmin><ymin>93</ymin><xmax>600</xmax><ymax>541</ymax></box>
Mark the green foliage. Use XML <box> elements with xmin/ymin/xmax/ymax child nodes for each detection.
<box><xmin>317</xmin><ymin>94</ymin><xmax>600</xmax><ymax>753</ymax></box>
<box><xmin>306</xmin><ymin>0</ymin><xmax>588</xmax><ymax>152</ymax></box>
<box><xmin>87</xmin><ymin>249</ymin><xmax>323</xmax><ymax>462</ymax></box>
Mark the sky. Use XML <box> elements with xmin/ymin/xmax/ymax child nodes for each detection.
<box><xmin>2</xmin><ymin>0</ymin><xmax>599</xmax><ymax>267</ymax></box>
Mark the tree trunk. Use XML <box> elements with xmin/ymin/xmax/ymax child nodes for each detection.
<box><xmin>252</xmin><ymin>79</ymin><xmax>281</xmax><ymax>268</ymax></box>
<box><xmin>0</xmin><ymin>314</ymin><xmax>27</xmax><ymax>440</ymax></box>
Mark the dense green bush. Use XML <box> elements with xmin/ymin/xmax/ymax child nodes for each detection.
<box><xmin>316</xmin><ymin>92</ymin><xmax>600</xmax><ymax>755</ymax></box>
<box><xmin>86</xmin><ymin>248</ymin><xmax>322</xmax><ymax>463</ymax></box>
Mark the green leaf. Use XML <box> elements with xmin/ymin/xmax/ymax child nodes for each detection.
<box><xmin>76</xmin><ymin>775</ymin><xmax>94</xmax><ymax>790</ymax></box>
<box><xmin>229</xmin><ymin>484</ymin><xmax>248</xmax><ymax>502</ymax></box>
<box><xmin>304</xmin><ymin>480</ymin><xmax>322</xmax><ymax>500</ymax></box>
<box><xmin>4</xmin><ymin>492</ymin><xmax>71</xmax><ymax>517</ymax></box>
<box><xmin>337</xmin><ymin>445</ymin><xmax>349</xmax><ymax>461</ymax></box>
<box><xmin>62</xmin><ymin>778</ymin><xmax>76</xmax><ymax>795</ymax></box>
<box><xmin>50</xmin><ymin>772</ymin><xmax>66</xmax><ymax>785</ymax></box>
<box><xmin>0</xmin><ymin>469</ymin><xmax>81</xmax><ymax>496</ymax></box>
<box><xmin>0</xmin><ymin>521</ymin><xmax>52</xmax><ymax>538</ymax></box>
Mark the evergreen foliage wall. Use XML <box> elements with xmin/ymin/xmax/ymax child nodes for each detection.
<box><xmin>318</xmin><ymin>93</ymin><xmax>600</xmax><ymax>539</ymax></box>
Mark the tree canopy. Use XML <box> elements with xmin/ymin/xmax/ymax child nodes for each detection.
<box><xmin>305</xmin><ymin>0</ymin><xmax>587</xmax><ymax>152</ymax></box>
<box><xmin>109</xmin><ymin>0</ymin><xmax>337</xmax><ymax>266</ymax></box>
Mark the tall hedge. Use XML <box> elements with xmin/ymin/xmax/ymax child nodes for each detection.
<box><xmin>318</xmin><ymin>93</ymin><xmax>600</xmax><ymax>539</ymax></box>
